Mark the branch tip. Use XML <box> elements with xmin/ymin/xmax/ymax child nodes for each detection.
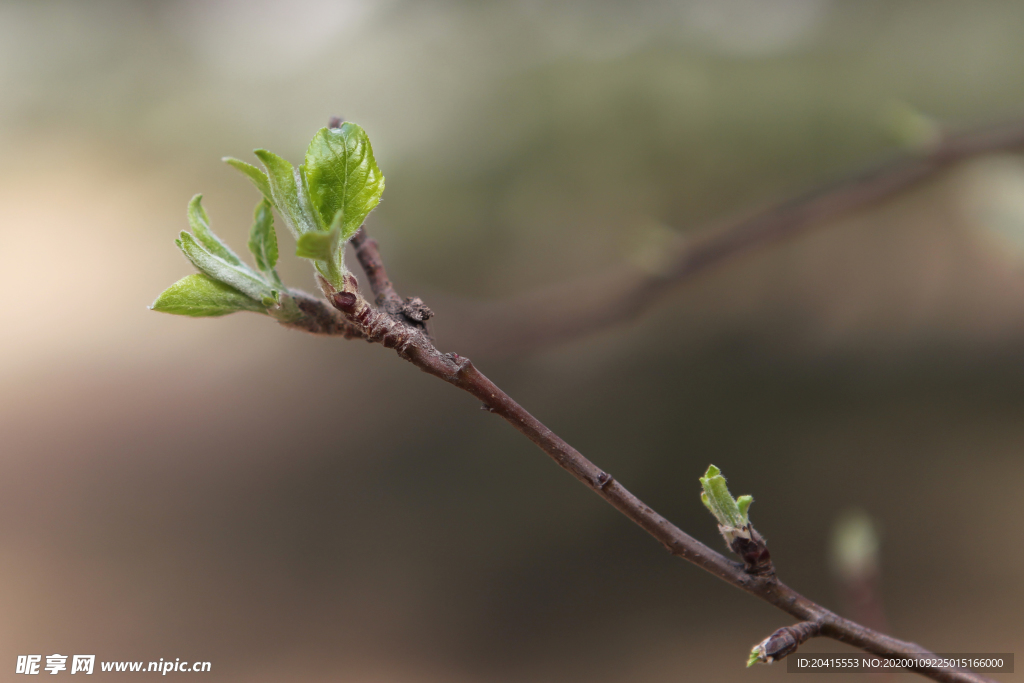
<box><xmin>748</xmin><ymin>621</ymin><xmax>821</xmax><ymax>666</ymax></box>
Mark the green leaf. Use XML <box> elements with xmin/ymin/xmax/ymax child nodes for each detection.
<box><xmin>248</xmin><ymin>199</ymin><xmax>279</xmax><ymax>275</ymax></box>
<box><xmin>303</xmin><ymin>122</ymin><xmax>385</xmax><ymax>240</ymax></box>
<box><xmin>176</xmin><ymin>231</ymin><xmax>275</xmax><ymax>301</ymax></box>
<box><xmin>187</xmin><ymin>194</ymin><xmax>246</xmax><ymax>268</ymax></box>
<box><xmin>699</xmin><ymin>464</ymin><xmax>751</xmax><ymax>528</ymax></box>
<box><xmin>295</xmin><ymin>226</ymin><xmax>341</xmax><ymax>261</ymax></box>
<box><xmin>253</xmin><ymin>149</ymin><xmax>319</xmax><ymax>238</ymax></box>
<box><xmin>151</xmin><ymin>273</ymin><xmax>266</xmax><ymax>317</ymax></box>
<box><xmin>223</xmin><ymin>157</ymin><xmax>275</xmax><ymax>204</ymax></box>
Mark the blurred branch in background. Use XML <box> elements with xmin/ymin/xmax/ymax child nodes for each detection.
<box><xmin>458</xmin><ymin>116</ymin><xmax>1024</xmax><ymax>357</ymax></box>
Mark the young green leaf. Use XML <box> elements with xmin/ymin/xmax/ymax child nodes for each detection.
<box><xmin>303</xmin><ymin>123</ymin><xmax>385</xmax><ymax>240</ymax></box>
<box><xmin>223</xmin><ymin>157</ymin><xmax>275</xmax><ymax>204</ymax></box>
<box><xmin>176</xmin><ymin>231</ymin><xmax>275</xmax><ymax>302</ymax></box>
<box><xmin>253</xmin><ymin>149</ymin><xmax>319</xmax><ymax>238</ymax></box>
<box><xmin>187</xmin><ymin>194</ymin><xmax>247</xmax><ymax>268</ymax></box>
<box><xmin>151</xmin><ymin>273</ymin><xmax>267</xmax><ymax>317</ymax></box>
<box><xmin>248</xmin><ymin>199</ymin><xmax>280</xmax><ymax>277</ymax></box>
<box><xmin>295</xmin><ymin>226</ymin><xmax>341</xmax><ymax>261</ymax></box>
<box><xmin>297</xmin><ymin>162</ymin><xmax>325</xmax><ymax>239</ymax></box>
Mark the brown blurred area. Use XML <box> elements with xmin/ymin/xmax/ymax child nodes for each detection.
<box><xmin>1</xmin><ymin>0</ymin><xmax>1023</xmax><ymax>680</ymax></box>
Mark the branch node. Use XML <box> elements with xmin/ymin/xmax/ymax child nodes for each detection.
<box><xmin>401</xmin><ymin>296</ymin><xmax>434</xmax><ymax>323</ymax></box>
<box><xmin>729</xmin><ymin>525</ymin><xmax>774</xmax><ymax>576</ymax></box>
<box><xmin>446</xmin><ymin>352</ymin><xmax>473</xmax><ymax>375</ymax></box>
<box><xmin>350</xmin><ymin>227</ymin><xmax>433</xmax><ymax>331</ymax></box>
<box><xmin>595</xmin><ymin>471</ymin><xmax>613</xmax><ymax>489</ymax></box>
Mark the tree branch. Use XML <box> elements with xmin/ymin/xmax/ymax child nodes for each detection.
<box><xmin>293</xmin><ymin>228</ymin><xmax>995</xmax><ymax>683</ymax></box>
<box><xmin>460</xmin><ymin>117</ymin><xmax>1024</xmax><ymax>356</ymax></box>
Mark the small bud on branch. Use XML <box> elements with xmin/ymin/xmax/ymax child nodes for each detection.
<box><xmin>699</xmin><ymin>465</ymin><xmax>772</xmax><ymax>574</ymax></box>
<box><xmin>747</xmin><ymin>621</ymin><xmax>821</xmax><ymax>666</ymax></box>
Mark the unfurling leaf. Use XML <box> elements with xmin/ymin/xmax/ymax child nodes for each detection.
<box><xmin>700</xmin><ymin>465</ymin><xmax>771</xmax><ymax>572</ymax></box>
<box><xmin>736</xmin><ymin>495</ymin><xmax>753</xmax><ymax>521</ymax></box>
<box><xmin>248</xmin><ymin>199</ymin><xmax>280</xmax><ymax>276</ymax></box>
<box><xmin>187</xmin><ymin>194</ymin><xmax>246</xmax><ymax>267</ymax></box>
<box><xmin>151</xmin><ymin>273</ymin><xmax>267</xmax><ymax>317</ymax></box>
<box><xmin>295</xmin><ymin>226</ymin><xmax>341</xmax><ymax>261</ymax></box>
<box><xmin>303</xmin><ymin>123</ymin><xmax>385</xmax><ymax>240</ymax></box>
<box><xmin>223</xmin><ymin>157</ymin><xmax>275</xmax><ymax>204</ymax></box>
<box><xmin>176</xmin><ymin>231</ymin><xmax>275</xmax><ymax>302</ymax></box>
<box><xmin>699</xmin><ymin>465</ymin><xmax>752</xmax><ymax>529</ymax></box>
<box><xmin>253</xmin><ymin>149</ymin><xmax>319</xmax><ymax>238</ymax></box>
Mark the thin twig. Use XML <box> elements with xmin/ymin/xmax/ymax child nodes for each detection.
<box><xmin>458</xmin><ymin>117</ymin><xmax>1024</xmax><ymax>356</ymax></box>
<box><xmin>288</xmin><ymin>229</ymin><xmax>995</xmax><ymax>683</ymax></box>
<box><xmin>350</xmin><ymin>228</ymin><xmax>403</xmax><ymax>314</ymax></box>
<box><xmin>350</xmin><ymin>227</ymin><xmax>434</xmax><ymax>331</ymax></box>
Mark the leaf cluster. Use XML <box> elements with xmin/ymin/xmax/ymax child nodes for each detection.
<box><xmin>152</xmin><ymin>122</ymin><xmax>384</xmax><ymax>317</ymax></box>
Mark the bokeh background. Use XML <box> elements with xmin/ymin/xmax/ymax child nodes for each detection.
<box><xmin>1</xmin><ymin>0</ymin><xmax>1022</xmax><ymax>680</ymax></box>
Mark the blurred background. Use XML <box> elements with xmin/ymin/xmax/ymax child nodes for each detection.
<box><xmin>1</xmin><ymin>0</ymin><xmax>1022</xmax><ymax>680</ymax></box>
